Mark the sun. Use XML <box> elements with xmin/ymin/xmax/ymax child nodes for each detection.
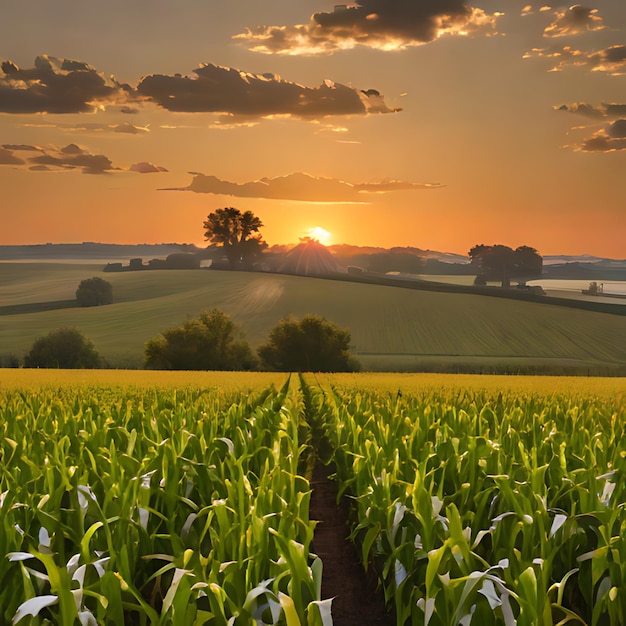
<box><xmin>303</xmin><ymin>226</ymin><xmax>332</xmax><ymax>246</ymax></box>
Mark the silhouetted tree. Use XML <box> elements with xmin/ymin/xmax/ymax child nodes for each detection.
<box><xmin>144</xmin><ymin>309</ymin><xmax>257</xmax><ymax>370</ymax></box>
<box><xmin>469</xmin><ymin>244</ymin><xmax>542</xmax><ymax>287</ymax></box>
<box><xmin>203</xmin><ymin>207</ymin><xmax>267</xmax><ymax>269</ymax></box>
<box><xmin>76</xmin><ymin>277</ymin><xmax>113</xmax><ymax>306</ymax></box>
<box><xmin>164</xmin><ymin>253</ymin><xmax>201</xmax><ymax>269</ymax></box>
<box><xmin>24</xmin><ymin>328</ymin><xmax>103</xmax><ymax>368</ymax></box>
<box><xmin>258</xmin><ymin>315</ymin><xmax>360</xmax><ymax>372</ymax></box>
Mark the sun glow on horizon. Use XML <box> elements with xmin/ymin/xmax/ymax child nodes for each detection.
<box><xmin>303</xmin><ymin>226</ymin><xmax>332</xmax><ymax>245</ymax></box>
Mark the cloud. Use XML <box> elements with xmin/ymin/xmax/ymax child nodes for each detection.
<box><xmin>234</xmin><ymin>0</ymin><xmax>500</xmax><ymax>55</ymax></box>
<box><xmin>137</xmin><ymin>64</ymin><xmax>399</xmax><ymax>118</ymax></box>
<box><xmin>543</xmin><ymin>5</ymin><xmax>604</xmax><ymax>38</ymax></box>
<box><xmin>164</xmin><ymin>171</ymin><xmax>442</xmax><ymax>202</ymax></box>
<box><xmin>129</xmin><ymin>161</ymin><xmax>168</xmax><ymax>173</ymax></box>
<box><xmin>525</xmin><ymin>44</ymin><xmax>626</xmax><ymax>75</ymax></box>
<box><xmin>27</xmin><ymin>143</ymin><xmax>116</xmax><ymax>174</ymax></box>
<box><xmin>19</xmin><ymin>121</ymin><xmax>150</xmax><ymax>134</ymax></box>
<box><xmin>2</xmin><ymin>143</ymin><xmax>40</xmax><ymax>151</ymax></box>
<box><xmin>0</xmin><ymin>147</ymin><xmax>25</xmax><ymax>165</ymax></box>
<box><xmin>578</xmin><ymin>127</ymin><xmax>626</xmax><ymax>152</ymax></box>
<box><xmin>556</xmin><ymin>102</ymin><xmax>626</xmax><ymax>118</ymax></box>
<box><xmin>0</xmin><ymin>55</ymin><xmax>131</xmax><ymax>114</ymax></box>
<box><xmin>555</xmin><ymin>103</ymin><xmax>626</xmax><ymax>152</ymax></box>
<box><xmin>0</xmin><ymin>143</ymin><xmax>165</xmax><ymax>174</ymax></box>
<box><xmin>1</xmin><ymin>56</ymin><xmax>398</xmax><ymax>122</ymax></box>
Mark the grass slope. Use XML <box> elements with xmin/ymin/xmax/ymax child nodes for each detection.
<box><xmin>1</xmin><ymin>263</ymin><xmax>625</xmax><ymax>371</ymax></box>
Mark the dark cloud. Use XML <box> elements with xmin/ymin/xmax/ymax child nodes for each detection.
<box><xmin>165</xmin><ymin>171</ymin><xmax>442</xmax><ymax>202</ymax></box>
<box><xmin>608</xmin><ymin>120</ymin><xmax>626</xmax><ymax>138</ymax></box>
<box><xmin>0</xmin><ymin>55</ymin><xmax>131</xmax><ymax>114</ymax></box>
<box><xmin>129</xmin><ymin>161</ymin><xmax>168</xmax><ymax>174</ymax></box>
<box><xmin>555</xmin><ymin>102</ymin><xmax>605</xmax><ymax>117</ymax></box>
<box><xmin>1</xmin><ymin>56</ymin><xmax>397</xmax><ymax>121</ymax></box>
<box><xmin>526</xmin><ymin>44</ymin><xmax>626</xmax><ymax>75</ymax></box>
<box><xmin>543</xmin><ymin>5</ymin><xmax>604</xmax><ymax>38</ymax></box>
<box><xmin>605</xmin><ymin>103</ymin><xmax>626</xmax><ymax>117</ymax></box>
<box><xmin>579</xmin><ymin>129</ymin><xmax>626</xmax><ymax>152</ymax></box>
<box><xmin>2</xmin><ymin>143</ymin><xmax>40</xmax><ymax>151</ymax></box>
<box><xmin>234</xmin><ymin>0</ymin><xmax>499</xmax><ymax>55</ymax></box>
<box><xmin>0</xmin><ymin>147</ymin><xmax>25</xmax><ymax>165</ymax></box>
<box><xmin>556</xmin><ymin>102</ymin><xmax>626</xmax><ymax>118</ymax></box>
<box><xmin>556</xmin><ymin>103</ymin><xmax>626</xmax><ymax>152</ymax></box>
<box><xmin>0</xmin><ymin>143</ymin><xmax>164</xmax><ymax>174</ymax></box>
<box><xmin>29</xmin><ymin>143</ymin><xmax>116</xmax><ymax>174</ymax></box>
<box><xmin>137</xmin><ymin>64</ymin><xmax>399</xmax><ymax>117</ymax></box>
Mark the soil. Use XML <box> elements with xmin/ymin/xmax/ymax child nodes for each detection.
<box><xmin>309</xmin><ymin>463</ymin><xmax>394</xmax><ymax>626</ymax></box>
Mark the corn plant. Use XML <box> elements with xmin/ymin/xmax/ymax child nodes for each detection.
<box><xmin>0</xmin><ymin>379</ymin><xmax>329</xmax><ymax>625</ymax></box>
<box><xmin>319</xmin><ymin>383</ymin><xmax>626</xmax><ymax>625</ymax></box>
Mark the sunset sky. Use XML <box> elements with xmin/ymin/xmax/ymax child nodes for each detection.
<box><xmin>1</xmin><ymin>0</ymin><xmax>625</xmax><ymax>258</ymax></box>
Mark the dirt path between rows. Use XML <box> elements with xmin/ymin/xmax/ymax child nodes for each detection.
<box><xmin>309</xmin><ymin>463</ymin><xmax>393</xmax><ymax>625</ymax></box>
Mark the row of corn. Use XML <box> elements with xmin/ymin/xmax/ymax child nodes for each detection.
<box><xmin>1</xmin><ymin>377</ymin><xmax>624</xmax><ymax>625</ymax></box>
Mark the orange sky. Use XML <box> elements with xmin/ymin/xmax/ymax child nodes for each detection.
<box><xmin>1</xmin><ymin>1</ymin><xmax>625</xmax><ymax>258</ymax></box>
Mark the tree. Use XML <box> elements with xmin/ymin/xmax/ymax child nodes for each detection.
<box><xmin>469</xmin><ymin>244</ymin><xmax>542</xmax><ymax>287</ymax></box>
<box><xmin>203</xmin><ymin>207</ymin><xmax>267</xmax><ymax>269</ymax></box>
<box><xmin>144</xmin><ymin>309</ymin><xmax>257</xmax><ymax>370</ymax></box>
<box><xmin>258</xmin><ymin>315</ymin><xmax>360</xmax><ymax>372</ymax></box>
<box><xmin>76</xmin><ymin>277</ymin><xmax>113</xmax><ymax>307</ymax></box>
<box><xmin>24</xmin><ymin>327</ymin><xmax>103</xmax><ymax>368</ymax></box>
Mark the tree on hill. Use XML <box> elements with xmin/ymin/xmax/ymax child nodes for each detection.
<box><xmin>258</xmin><ymin>314</ymin><xmax>360</xmax><ymax>372</ymax></box>
<box><xmin>24</xmin><ymin>327</ymin><xmax>103</xmax><ymax>368</ymax></box>
<box><xmin>203</xmin><ymin>207</ymin><xmax>267</xmax><ymax>269</ymax></box>
<box><xmin>76</xmin><ymin>277</ymin><xmax>113</xmax><ymax>306</ymax></box>
<box><xmin>469</xmin><ymin>244</ymin><xmax>543</xmax><ymax>287</ymax></box>
<box><xmin>144</xmin><ymin>309</ymin><xmax>257</xmax><ymax>370</ymax></box>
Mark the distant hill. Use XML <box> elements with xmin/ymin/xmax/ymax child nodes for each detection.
<box><xmin>1</xmin><ymin>265</ymin><xmax>625</xmax><ymax>374</ymax></box>
<box><xmin>543</xmin><ymin>260</ymin><xmax>626</xmax><ymax>281</ymax></box>
<box><xmin>0</xmin><ymin>242</ymin><xmax>202</xmax><ymax>260</ymax></box>
<box><xmin>327</xmin><ymin>244</ymin><xmax>468</xmax><ymax>264</ymax></box>
<box><xmin>1</xmin><ymin>242</ymin><xmax>625</xmax><ymax>280</ymax></box>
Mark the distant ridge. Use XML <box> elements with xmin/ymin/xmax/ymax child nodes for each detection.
<box><xmin>0</xmin><ymin>242</ymin><xmax>201</xmax><ymax>260</ymax></box>
<box><xmin>0</xmin><ymin>243</ymin><xmax>624</xmax><ymax>273</ymax></box>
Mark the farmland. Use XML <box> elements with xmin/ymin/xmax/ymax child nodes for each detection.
<box><xmin>2</xmin><ymin>263</ymin><xmax>626</xmax><ymax>372</ymax></box>
<box><xmin>0</xmin><ymin>371</ymin><xmax>624</xmax><ymax>624</ymax></box>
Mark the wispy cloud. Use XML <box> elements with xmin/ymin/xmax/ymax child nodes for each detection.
<box><xmin>525</xmin><ymin>44</ymin><xmax>626</xmax><ymax>75</ymax></box>
<box><xmin>164</xmin><ymin>171</ymin><xmax>442</xmax><ymax>202</ymax></box>
<box><xmin>0</xmin><ymin>55</ymin><xmax>131</xmax><ymax>114</ymax></box>
<box><xmin>543</xmin><ymin>5</ymin><xmax>604</xmax><ymax>38</ymax></box>
<box><xmin>20</xmin><ymin>121</ymin><xmax>150</xmax><ymax>134</ymax></box>
<box><xmin>234</xmin><ymin>0</ymin><xmax>500</xmax><ymax>55</ymax></box>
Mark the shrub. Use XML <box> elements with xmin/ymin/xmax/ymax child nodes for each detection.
<box><xmin>76</xmin><ymin>277</ymin><xmax>113</xmax><ymax>307</ymax></box>
<box><xmin>258</xmin><ymin>314</ymin><xmax>360</xmax><ymax>372</ymax></box>
<box><xmin>24</xmin><ymin>327</ymin><xmax>103</xmax><ymax>368</ymax></box>
<box><xmin>144</xmin><ymin>309</ymin><xmax>257</xmax><ymax>370</ymax></box>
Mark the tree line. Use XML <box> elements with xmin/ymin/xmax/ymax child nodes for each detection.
<box><xmin>20</xmin><ymin>310</ymin><xmax>360</xmax><ymax>372</ymax></box>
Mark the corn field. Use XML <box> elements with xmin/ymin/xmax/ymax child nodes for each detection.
<box><xmin>0</xmin><ymin>373</ymin><xmax>625</xmax><ymax>625</ymax></box>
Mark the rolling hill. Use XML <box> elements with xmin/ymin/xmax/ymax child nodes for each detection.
<box><xmin>1</xmin><ymin>262</ymin><xmax>625</xmax><ymax>372</ymax></box>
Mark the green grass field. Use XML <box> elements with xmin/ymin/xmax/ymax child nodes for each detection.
<box><xmin>1</xmin><ymin>262</ymin><xmax>625</xmax><ymax>371</ymax></box>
